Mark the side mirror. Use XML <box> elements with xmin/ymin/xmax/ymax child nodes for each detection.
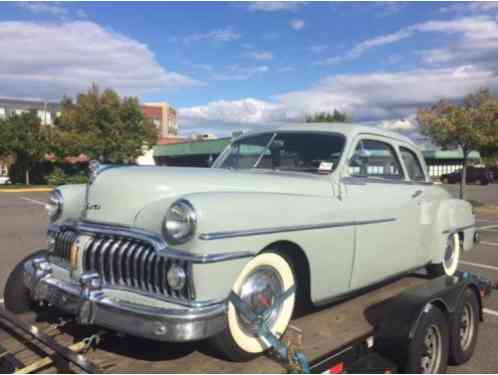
<box><xmin>269</xmin><ymin>139</ymin><xmax>284</xmax><ymax>151</ymax></box>
<box><xmin>350</xmin><ymin>149</ymin><xmax>370</xmax><ymax>167</ymax></box>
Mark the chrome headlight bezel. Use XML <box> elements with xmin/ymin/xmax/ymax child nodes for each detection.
<box><xmin>45</xmin><ymin>189</ymin><xmax>63</xmax><ymax>222</ymax></box>
<box><xmin>162</xmin><ymin>199</ymin><xmax>197</xmax><ymax>245</ymax></box>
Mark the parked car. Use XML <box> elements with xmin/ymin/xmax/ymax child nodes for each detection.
<box><xmin>0</xmin><ymin>176</ymin><xmax>11</xmax><ymax>185</ymax></box>
<box><xmin>5</xmin><ymin>123</ymin><xmax>477</xmax><ymax>361</ymax></box>
<box><xmin>488</xmin><ymin>166</ymin><xmax>498</xmax><ymax>182</ymax></box>
<box><xmin>441</xmin><ymin>166</ymin><xmax>494</xmax><ymax>185</ymax></box>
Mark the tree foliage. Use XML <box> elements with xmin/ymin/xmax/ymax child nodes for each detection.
<box><xmin>0</xmin><ymin>112</ymin><xmax>51</xmax><ymax>184</ymax></box>
<box><xmin>54</xmin><ymin>84</ymin><xmax>158</xmax><ymax>163</ymax></box>
<box><xmin>305</xmin><ymin>110</ymin><xmax>351</xmax><ymax>123</ymax></box>
<box><xmin>417</xmin><ymin>88</ymin><xmax>498</xmax><ymax>197</ymax></box>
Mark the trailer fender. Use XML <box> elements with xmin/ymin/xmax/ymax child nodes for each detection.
<box><xmin>371</xmin><ymin>276</ymin><xmax>481</xmax><ymax>366</ymax></box>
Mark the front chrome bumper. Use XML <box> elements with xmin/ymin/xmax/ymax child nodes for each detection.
<box><xmin>23</xmin><ymin>257</ymin><xmax>227</xmax><ymax>342</ymax></box>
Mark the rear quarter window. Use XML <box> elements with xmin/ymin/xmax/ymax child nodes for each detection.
<box><xmin>400</xmin><ymin>147</ymin><xmax>426</xmax><ymax>181</ymax></box>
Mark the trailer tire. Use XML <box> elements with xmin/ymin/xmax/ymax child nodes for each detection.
<box><xmin>210</xmin><ymin>252</ymin><xmax>296</xmax><ymax>362</ymax></box>
<box><xmin>405</xmin><ymin>305</ymin><xmax>449</xmax><ymax>374</ymax></box>
<box><xmin>4</xmin><ymin>250</ymin><xmax>48</xmax><ymax>314</ymax></box>
<box><xmin>449</xmin><ymin>288</ymin><xmax>479</xmax><ymax>365</ymax></box>
<box><xmin>426</xmin><ymin>233</ymin><xmax>460</xmax><ymax>277</ymax></box>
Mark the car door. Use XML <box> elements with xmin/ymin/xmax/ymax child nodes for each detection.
<box><xmin>398</xmin><ymin>145</ymin><xmax>433</xmax><ymax>266</ymax></box>
<box><xmin>343</xmin><ymin>136</ymin><xmax>420</xmax><ymax>289</ymax></box>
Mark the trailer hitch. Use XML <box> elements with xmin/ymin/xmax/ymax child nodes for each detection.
<box><xmin>229</xmin><ymin>285</ymin><xmax>310</xmax><ymax>373</ymax></box>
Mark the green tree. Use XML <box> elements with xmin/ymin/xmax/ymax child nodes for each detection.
<box><xmin>305</xmin><ymin>109</ymin><xmax>351</xmax><ymax>123</ymax></box>
<box><xmin>417</xmin><ymin>88</ymin><xmax>498</xmax><ymax>198</ymax></box>
<box><xmin>54</xmin><ymin>84</ymin><xmax>158</xmax><ymax>163</ymax></box>
<box><xmin>0</xmin><ymin>112</ymin><xmax>51</xmax><ymax>185</ymax></box>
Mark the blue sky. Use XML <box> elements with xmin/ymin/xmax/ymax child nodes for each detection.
<box><xmin>1</xmin><ymin>1</ymin><xmax>497</xmax><ymax>136</ymax></box>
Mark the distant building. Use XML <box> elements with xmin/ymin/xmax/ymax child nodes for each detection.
<box><xmin>0</xmin><ymin>98</ymin><xmax>60</xmax><ymax>125</ymax></box>
<box><xmin>141</xmin><ymin>102</ymin><xmax>177</xmax><ymax>138</ymax></box>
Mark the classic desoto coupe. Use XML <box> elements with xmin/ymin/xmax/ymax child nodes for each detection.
<box><xmin>5</xmin><ymin>123</ymin><xmax>478</xmax><ymax>361</ymax></box>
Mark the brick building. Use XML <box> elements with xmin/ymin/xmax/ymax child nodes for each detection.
<box><xmin>140</xmin><ymin>102</ymin><xmax>178</xmax><ymax>138</ymax></box>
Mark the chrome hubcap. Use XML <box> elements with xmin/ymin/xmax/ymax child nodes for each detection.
<box><xmin>237</xmin><ymin>265</ymin><xmax>284</xmax><ymax>336</ymax></box>
<box><xmin>460</xmin><ymin>303</ymin><xmax>474</xmax><ymax>351</ymax></box>
<box><xmin>421</xmin><ymin>324</ymin><xmax>442</xmax><ymax>373</ymax></box>
<box><xmin>444</xmin><ymin>236</ymin><xmax>455</xmax><ymax>271</ymax></box>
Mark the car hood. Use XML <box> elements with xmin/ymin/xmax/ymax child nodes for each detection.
<box><xmin>85</xmin><ymin>166</ymin><xmax>333</xmax><ymax>226</ymax></box>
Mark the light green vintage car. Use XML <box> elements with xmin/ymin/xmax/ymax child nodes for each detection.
<box><xmin>5</xmin><ymin>123</ymin><xmax>478</xmax><ymax>361</ymax></box>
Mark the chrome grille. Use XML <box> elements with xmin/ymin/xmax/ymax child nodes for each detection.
<box><xmin>82</xmin><ymin>235</ymin><xmax>193</xmax><ymax>300</ymax></box>
<box><xmin>52</xmin><ymin>230</ymin><xmax>77</xmax><ymax>263</ymax></box>
<box><xmin>50</xmin><ymin>229</ymin><xmax>193</xmax><ymax>301</ymax></box>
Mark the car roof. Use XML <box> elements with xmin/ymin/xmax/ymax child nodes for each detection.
<box><xmin>238</xmin><ymin>122</ymin><xmax>415</xmax><ymax>146</ymax></box>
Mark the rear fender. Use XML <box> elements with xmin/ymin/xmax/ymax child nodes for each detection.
<box><xmin>431</xmin><ymin>199</ymin><xmax>475</xmax><ymax>263</ymax></box>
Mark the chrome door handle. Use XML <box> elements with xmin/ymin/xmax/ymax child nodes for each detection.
<box><xmin>412</xmin><ymin>190</ymin><xmax>423</xmax><ymax>198</ymax></box>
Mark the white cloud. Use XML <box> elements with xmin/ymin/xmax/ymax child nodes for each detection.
<box><xmin>246</xmin><ymin>2</ymin><xmax>304</xmax><ymax>12</ymax></box>
<box><xmin>179</xmin><ymin>65</ymin><xmax>498</xmax><ymax>134</ymax></box>
<box><xmin>378</xmin><ymin>117</ymin><xmax>418</xmax><ymax>134</ymax></box>
<box><xmin>17</xmin><ymin>2</ymin><xmax>87</xmax><ymax>20</ymax></box>
<box><xmin>176</xmin><ymin>27</ymin><xmax>241</xmax><ymax>43</ymax></box>
<box><xmin>17</xmin><ymin>2</ymin><xmax>69</xmax><ymax>18</ymax></box>
<box><xmin>290</xmin><ymin>19</ymin><xmax>305</xmax><ymax>30</ymax></box>
<box><xmin>211</xmin><ymin>65</ymin><xmax>269</xmax><ymax>80</ymax></box>
<box><xmin>440</xmin><ymin>2</ymin><xmax>498</xmax><ymax>14</ymax></box>
<box><xmin>0</xmin><ymin>21</ymin><xmax>201</xmax><ymax>100</ymax></box>
<box><xmin>318</xmin><ymin>15</ymin><xmax>498</xmax><ymax>68</ymax></box>
<box><xmin>248</xmin><ymin>51</ymin><xmax>273</xmax><ymax>60</ymax></box>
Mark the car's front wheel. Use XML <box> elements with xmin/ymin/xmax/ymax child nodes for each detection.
<box><xmin>4</xmin><ymin>250</ymin><xmax>48</xmax><ymax>314</ymax></box>
<box><xmin>210</xmin><ymin>252</ymin><xmax>296</xmax><ymax>362</ymax></box>
<box><xmin>427</xmin><ymin>233</ymin><xmax>460</xmax><ymax>277</ymax></box>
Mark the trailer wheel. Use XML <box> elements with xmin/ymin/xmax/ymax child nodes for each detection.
<box><xmin>426</xmin><ymin>233</ymin><xmax>460</xmax><ymax>277</ymax></box>
<box><xmin>449</xmin><ymin>288</ymin><xmax>479</xmax><ymax>365</ymax></box>
<box><xmin>4</xmin><ymin>250</ymin><xmax>48</xmax><ymax>314</ymax></box>
<box><xmin>210</xmin><ymin>252</ymin><xmax>296</xmax><ymax>362</ymax></box>
<box><xmin>405</xmin><ymin>305</ymin><xmax>449</xmax><ymax>374</ymax></box>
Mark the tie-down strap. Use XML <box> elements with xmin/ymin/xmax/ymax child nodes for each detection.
<box><xmin>229</xmin><ymin>285</ymin><xmax>310</xmax><ymax>373</ymax></box>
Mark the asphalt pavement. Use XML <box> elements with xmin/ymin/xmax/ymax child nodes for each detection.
<box><xmin>0</xmin><ymin>189</ymin><xmax>497</xmax><ymax>372</ymax></box>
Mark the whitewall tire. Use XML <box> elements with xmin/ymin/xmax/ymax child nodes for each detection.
<box><xmin>210</xmin><ymin>252</ymin><xmax>296</xmax><ymax>361</ymax></box>
<box><xmin>427</xmin><ymin>233</ymin><xmax>460</xmax><ymax>277</ymax></box>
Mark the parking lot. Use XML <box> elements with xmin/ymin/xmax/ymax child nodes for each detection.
<box><xmin>0</xmin><ymin>190</ymin><xmax>497</xmax><ymax>372</ymax></box>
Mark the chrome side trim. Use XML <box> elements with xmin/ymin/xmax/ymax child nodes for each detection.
<box><xmin>442</xmin><ymin>224</ymin><xmax>475</xmax><ymax>235</ymax></box>
<box><xmin>49</xmin><ymin>220</ymin><xmax>254</xmax><ymax>264</ymax></box>
<box><xmin>342</xmin><ymin>176</ymin><xmax>433</xmax><ymax>186</ymax></box>
<box><xmin>199</xmin><ymin>218</ymin><xmax>396</xmax><ymax>241</ymax></box>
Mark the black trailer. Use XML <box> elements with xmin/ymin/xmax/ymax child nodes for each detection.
<box><xmin>0</xmin><ymin>271</ymin><xmax>495</xmax><ymax>373</ymax></box>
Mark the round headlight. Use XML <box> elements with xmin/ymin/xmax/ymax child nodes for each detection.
<box><xmin>45</xmin><ymin>189</ymin><xmax>63</xmax><ymax>222</ymax></box>
<box><xmin>162</xmin><ymin>199</ymin><xmax>197</xmax><ymax>244</ymax></box>
<box><xmin>167</xmin><ymin>265</ymin><xmax>187</xmax><ymax>290</ymax></box>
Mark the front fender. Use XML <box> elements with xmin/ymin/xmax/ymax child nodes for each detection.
<box><xmin>55</xmin><ymin>184</ymin><xmax>87</xmax><ymax>223</ymax></box>
<box><xmin>431</xmin><ymin>199</ymin><xmax>475</xmax><ymax>263</ymax></box>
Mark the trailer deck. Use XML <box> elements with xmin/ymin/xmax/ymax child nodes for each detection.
<box><xmin>0</xmin><ymin>274</ymin><xmax>432</xmax><ymax>373</ymax></box>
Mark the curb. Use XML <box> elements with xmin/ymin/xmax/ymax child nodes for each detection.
<box><xmin>0</xmin><ymin>188</ymin><xmax>52</xmax><ymax>193</ymax></box>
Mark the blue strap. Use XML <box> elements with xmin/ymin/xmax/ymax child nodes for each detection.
<box><xmin>229</xmin><ymin>284</ymin><xmax>310</xmax><ymax>373</ymax></box>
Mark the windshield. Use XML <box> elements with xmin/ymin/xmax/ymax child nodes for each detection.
<box><xmin>213</xmin><ymin>132</ymin><xmax>346</xmax><ymax>174</ymax></box>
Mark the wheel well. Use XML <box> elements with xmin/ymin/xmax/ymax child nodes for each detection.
<box><xmin>431</xmin><ymin>299</ymin><xmax>449</xmax><ymax>317</ymax></box>
<box><xmin>261</xmin><ymin>240</ymin><xmax>312</xmax><ymax>314</ymax></box>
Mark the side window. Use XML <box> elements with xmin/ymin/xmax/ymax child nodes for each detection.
<box><xmin>349</xmin><ymin>139</ymin><xmax>404</xmax><ymax>180</ymax></box>
<box><xmin>400</xmin><ymin>147</ymin><xmax>426</xmax><ymax>181</ymax></box>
